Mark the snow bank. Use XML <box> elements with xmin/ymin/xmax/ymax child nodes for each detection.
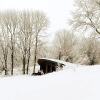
<box><xmin>0</xmin><ymin>63</ymin><xmax>100</xmax><ymax>100</ymax></box>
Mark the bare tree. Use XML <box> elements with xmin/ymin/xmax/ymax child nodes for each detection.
<box><xmin>53</xmin><ymin>30</ymin><xmax>76</xmax><ymax>62</ymax></box>
<box><xmin>18</xmin><ymin>11</ymin><xmax>34</xmax><ymax>74</ymax></box>
<box><xmin>0</xmin><ymin>11</ymin><xmax>20</xmax><ymax>75</ymax></box>
<box><xmin>0</xmin><ymin>14</ymin><xmax>9</xmax><ymax>75</ymax></box>
<box><xmin>70</xmin><ymin>0</ymin><xmax>100</xmax><ymax>64</ymax></box>
<box><xmin>73</xmin><ymin>35</ymin><xmax>100</xmax><ymax>65</ymax></box>
<box><xmin>3</xmin><ymin>11</ymin><xmax>19</xmax><ymax>75</ymax></box>
<box><xmin>70</xmin><ymin>0</ymin><xmax>100</xmax><ymax>35</ymax></box>
<box><xmin>32</xmin><ymin>11</ymin><xmax>49</xmax><ymax>73</ymax></box>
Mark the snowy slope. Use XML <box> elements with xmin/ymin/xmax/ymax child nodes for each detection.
<box><xmin>0</xmin><ymin>64</ymin><xmax>100</xmax><ymax>100</ymax></box>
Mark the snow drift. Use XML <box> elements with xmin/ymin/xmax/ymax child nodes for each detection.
<box><xmin>0</xmin><ymin>63</ymin><xmax>100</xmax><ymax>100</ymax></box>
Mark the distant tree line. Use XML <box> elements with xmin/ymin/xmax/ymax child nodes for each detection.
<box><xmin>50</xmin><ymin>30</ymin><xmax>100</xmax><ymax>65</ymax></box>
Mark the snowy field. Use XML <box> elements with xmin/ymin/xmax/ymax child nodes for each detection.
<box><xmin>0</xmin><ymin>63</ymin><xmax>100</xmax><ymax>100</ymax></box>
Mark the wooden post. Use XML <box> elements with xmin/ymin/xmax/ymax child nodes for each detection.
<box><xmin>50</xmin><ymin>63</ymin><xmax>52</xmax><ymax>72</ymax></box>
<box><xmin>45</xmin><ymin>63</ymin><xmax>48</xmax><ymax>74</ymax></box>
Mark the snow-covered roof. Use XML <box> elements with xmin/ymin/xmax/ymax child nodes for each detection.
<box><xmin>38</xmin><ymin>58</ymin><xmax>68</xmax><ymax>66</ymax></box>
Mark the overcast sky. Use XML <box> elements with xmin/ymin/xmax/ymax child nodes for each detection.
<box><xmin>0</xmin><ymin>0</ymin><xmax>74</xmax><ymax>38</ymax></box>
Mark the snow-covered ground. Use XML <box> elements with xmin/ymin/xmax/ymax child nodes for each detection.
<box><xmin>0</xmin><ymin>63</ymin><xmax>100</xmax><ymax>100</ymax></box>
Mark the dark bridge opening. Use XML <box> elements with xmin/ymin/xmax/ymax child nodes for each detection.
<box><xmin>37</xmin><ymin>58</ymin><xmax>65</xmax><ymax>74</ymax></box>
<box><xmin>38</xmin><ymin>59</ymin><xmax>58</xmax><ymax>74</ymax></box>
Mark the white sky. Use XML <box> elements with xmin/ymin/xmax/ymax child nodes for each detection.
<box><xmin>0</xmin><ymin>0</ymin><xmax>74</xmax><ymax>39</ymax></box>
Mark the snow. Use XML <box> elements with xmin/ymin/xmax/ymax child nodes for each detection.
<box><xmin>38</xmin><ymin>58</ymin><xmax>69</xmax><ymax>65</ymax></box>
<box><xmin>0</xmin><ymin>63</ymin><xmax>100</xmax><ymax>100</ymax></box>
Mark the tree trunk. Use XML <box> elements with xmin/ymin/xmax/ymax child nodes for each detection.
<box><xmin>23</xmin><ymin>56</ymin><xmax>26</xmax><ymax>74</ymax></box>
<box><xmin>33</xmin><ymin>54</ymin><xmax>37</xmax><ymax>73</ymax></box>
<box><xmin>33</xmin><ymin>34</ymin><xmax>38</xmax><ymax>73</ymax></box>
<box><xmin>4</xmin><ymin>58</ymin><xmax>7</xmax><ymax>75</ymax></box>
<box><xmin>26</xmin><ymin>54</ymin><xmax>30</xmax><ymax>74</ymax></box>
<box><xmin>58</xmin><ymin>51</ymin><xmax>61</xmax><ymax>60</ymax></box>
<box><xmin>26</xmin><ymin>40</ymin><xmax>31</xmax><ymax>74</ymax></box>
<box><xmin>11</xmin><ymin>49</ymin><xmax>14</xmax><ymax>75</ymax></box>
